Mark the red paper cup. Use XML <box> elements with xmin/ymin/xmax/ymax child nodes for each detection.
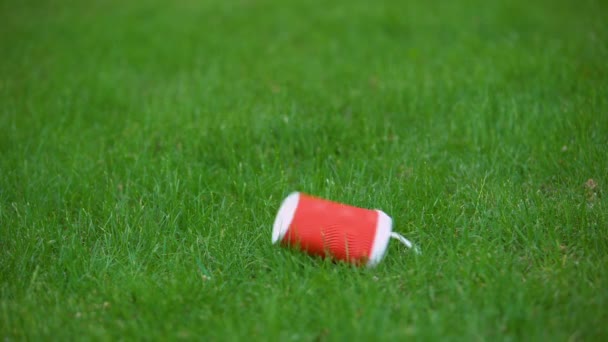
<box><xmin>272</xmin><ymin>192</ymin><xmax>393</xmax><ymax>267</ymax></box>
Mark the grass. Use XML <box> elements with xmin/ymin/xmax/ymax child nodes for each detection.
<box><xmin>1</xmin><ymin>0</ymin><xmax>607</xmax><ymax>340</ymax></box>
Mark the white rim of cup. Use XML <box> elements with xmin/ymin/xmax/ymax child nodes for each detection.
<box><xmin>367</xmin><ymin>210</ymin><xmax>393</xmax><ymax>267</ymax></box>
<box><xmin>272</xmin><ymin>192</ymin><xmax>300</xmax><ymax>244</ymax></box>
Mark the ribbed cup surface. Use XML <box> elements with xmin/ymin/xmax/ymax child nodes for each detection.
<box><xmin>282</xmin><ymin>194</ymin><xmax>378</xmax><ymax>264</ymax></box>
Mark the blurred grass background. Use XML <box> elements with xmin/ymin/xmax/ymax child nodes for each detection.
<box><xmin>1</xmin><ymin>0</ymin><xmax>607</xmax><ymax>340</ymax></box>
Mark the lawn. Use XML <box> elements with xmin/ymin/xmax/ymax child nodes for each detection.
<box><xmin>1</xmin><ymin>0</ymin><xmax>607</xmax><ymax>340</ymax></box>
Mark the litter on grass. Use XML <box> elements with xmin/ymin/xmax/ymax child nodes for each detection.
<box><xmin>272</xmin><ymin>192</ymin><xmax>419</xmax><ymax>267</ymax></box>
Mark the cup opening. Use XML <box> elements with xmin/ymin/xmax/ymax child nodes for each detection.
<box><xmin>367</xmin><ymin>210</ymin><xmax>393</xmax><ymax>267</ymax></box>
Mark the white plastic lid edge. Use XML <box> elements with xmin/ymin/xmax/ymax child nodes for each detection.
<box><xmin>367</xmin><ymin>210</ymin><xmax>393</xmax><ymax>267</ymax></box>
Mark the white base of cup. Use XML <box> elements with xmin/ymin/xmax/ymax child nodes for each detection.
<box><xmin>272</xmin><ymin>192</ymin><xmax>300</xmax><ymax>244</ymax></box>
<box><xmin>367</xmin><ymin>210</ymin><xmax>393</xmax><ymax>267</ymax></box>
